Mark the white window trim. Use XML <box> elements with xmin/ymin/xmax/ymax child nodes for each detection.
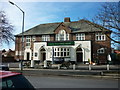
<box><xmin>56</xmin><ymin>30</ymin><xmax>69</xmax><ymax>41</ymax></box>
<box><xmin>35</xmin><ymin>52</ymin><xmax>38</xmax><ymax>57</ymax></box>
<box><xmin>15</xmin><ymin>51</ymin><xmax>18</xmax><ymax>55</ymax></box>
<box><xmin>96</xmin><ymin>33</ymin><xmax>106</xmax><ymax>41</ymax></box>
<box><xmin>54</xmin><ymin>47</ymin><xmax>70</xmax><ymax>57</ymax></box>
<box><xmin>66</xmin><ymin>34</ymin><xmax>69</xmax><ymax>40</ymax></box>
<box><xmin>26</xmin><ymin>36</ymin><xmax>31</xmax><ymax>47</ymax></box>
<box><xmin>97</xmin><ymin>48</ymin><xmax>105</xmax><ymax>54</ymax></box>
<box><xmin>32</xmin><ymin>36</ymin><xmax>36</xmax><ymax>41</ymax></box>
<box><xmin>76</xmin><ymin>33</ymin><xmax>85</xmax><ymax>40</ymax></box>
<box><xmin>42</xmin><ymin>35</ymin><xmax>50</xmax><ymax>41</ymax></box>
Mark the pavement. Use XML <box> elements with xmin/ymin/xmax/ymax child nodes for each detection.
<box><xmin>9</xmin><ymin>64</ymin><xmax>120</xmax><ymax>80</ymax></box>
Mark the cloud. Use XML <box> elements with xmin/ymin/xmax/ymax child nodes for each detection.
<box><xmin>0</xmin><ymin>2</ymin><xmax>106</xmax><ymax>50</ymax></box>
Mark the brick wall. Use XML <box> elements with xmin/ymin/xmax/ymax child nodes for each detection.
<box><xmin>15</xmin><ymin>31</ymin><xmax>111</xmax><ymax>64</ymax></box>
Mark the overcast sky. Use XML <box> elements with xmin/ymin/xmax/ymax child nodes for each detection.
<box><xmin>0</xmin><ymin>0</ymin><xmax>119</xmax><ymax>50</ymax></box>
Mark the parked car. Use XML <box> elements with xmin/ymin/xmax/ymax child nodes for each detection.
<box><xmin>0</xmin><ymin>65</ymin><xmax>9</xmax><ymax>71</ymax></box>
<box><xmin>0</xmin><ymin>71</ymin><xmax>35</xmax><ymax>89</ymax></box>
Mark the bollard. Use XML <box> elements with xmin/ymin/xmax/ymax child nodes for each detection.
<box><xmin>19</xmin><ymin>63</ymin><xmax>21</xmax><ymax>69</ymax></box>
<box><xmin>7</xmin><ymin>63</ymin><xmax>10</xmax><ymax>67</ymax></box>
<box><xmin>73</xmin><ymin>64</ymin><xmax>76</xmax><ymax>70</ymax></box>
<box><xmin>89</xmin><ymin>64</ymin><xmax>91</xmax><ymax>70</ymax></box>
<box><xmin>107</xmin><ymin>64</ymin><xmax>109</xmax><ymax>70</ymax></box>
<box><xmin>31</xmin><ymin>60</ymin><xmax>34</xmax><ymax>68</ymax></box>
<box><xmin>43</xmin><ymin>60</ymin><xmax>47</xmax><ymax>68</ymax></box>
<box><xmin>58</xmin><ymin>64</ymin><xmax>60</xmax><ymax>69</ymax></box>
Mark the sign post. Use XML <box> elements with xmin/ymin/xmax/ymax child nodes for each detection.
<box><xmin>52</xmin><ymin>47</ymin><xmax>54</xmax><ymax>64</ymax></box>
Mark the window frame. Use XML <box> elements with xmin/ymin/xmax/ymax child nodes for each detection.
<box><xmin>54</xmin><ymin>47</ymin><xmax>70</xmax><ymax>57</ymax></box>
<box><xmin>96</xmin><ymin>33</ymin><xmax>106</xmax><ymax>41</ymax></box>
<box><xmin>76</xmin><ymin>33</ymin><xmax>85</xmax><ymax>40</ymax></box>
<box><xmin>56</xmin><ymin>30</ymin><xmax>69</xmax><ymax>41</ymax></box>
<box><xmin>42</xmin><ymin>35</ymin><xmax>50</xmax><ymax>41</ymax></box>
<box><xmin>26</xmin><ymin>36</ymin><xmax>31</xmax><ymax>47</ymax></box>
<box><xmin>32</xmin><ymin>36</ymin><xmax>36</xmax><ymax>42</ymax></box>
<box><xmin>97</xmin><ymin>48</ymin><xmax>105</xmax><ymax>54</ymax></box>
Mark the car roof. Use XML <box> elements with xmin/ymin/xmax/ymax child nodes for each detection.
<box><xmin>0</xmin><ymin>71</ymin><xmax>21</xmax><ymax>79</ymax></box>
<box><xmin>0</xmin><ymin>65</ymin><xmax>8</xmax><ymax>67</ymax></box>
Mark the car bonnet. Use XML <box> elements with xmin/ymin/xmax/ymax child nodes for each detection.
<box><xmin>0</xmin><ymin>71</ymin><xmax>21</xmax><ymax>79</ymax></box>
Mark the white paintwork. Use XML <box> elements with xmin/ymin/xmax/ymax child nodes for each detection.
<box><xmin>24</xmin><ymin>48</ymin><xmax>32</xmax><ymax>60</ymax></box>
<box><xmin>24</xmin><ymin>41</ymin><xmax>91</xmax><ymax>63</ymax></box>
<box><xmin>31</xmin><ymin>60</ymin><xmax>34</xmax><ymax>67</ymax></box>
<box><xmin>15</xmin><ymin>51</ymin><xmax>18</xmax><ymax>55</ymax></box>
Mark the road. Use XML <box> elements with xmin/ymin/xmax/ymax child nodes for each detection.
<box><xmin>25</xmin><ymin>75</ymin><xmax>118</xmax><ymax>88</ymax></box>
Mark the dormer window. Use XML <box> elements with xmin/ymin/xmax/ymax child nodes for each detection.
<box><xmin>56</xmin><ymin>30</ymin><xmax>69</xmax><ymax>41</ymax></box>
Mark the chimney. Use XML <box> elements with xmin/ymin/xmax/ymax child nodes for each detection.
<box><xmin>64</xmin><ymin>17</ymin><xmax>71</xmax><ymax>22</ymax></box>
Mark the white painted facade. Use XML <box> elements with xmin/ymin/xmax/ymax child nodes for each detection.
<box><xmin>24</xmin><ymin>41</ymin><xmax>91</xmax><ymax>63</ymax></box>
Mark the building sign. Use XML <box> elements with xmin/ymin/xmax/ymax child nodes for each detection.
<box><xmin>47</xmin><ymin>41</ymin><xmax>74</xmax><ymax>46</ymax></box>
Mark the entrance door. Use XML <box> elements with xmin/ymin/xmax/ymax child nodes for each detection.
<box><xmin>42</xmin><ymin>53</ymin><xmax>46</xmax><ymax>61</ymax></box>
<box><xmin>40</xmin><ymin>48</ymin><xmax>46</xmax><ymax>61</ymax></box>
<box><xmin>76</xmin><ymin>48</ymin><xmax>83</xmax><ymax>63</ymax></box>
<box><xmin>27</xmin><ymin>52</ymin><xmax>30</xmax><ymax>60</ymax></box>
<box><xmin>76</xmin><ymin>53</ymin><xmax>83</xmax><ymax>62</ymax></box>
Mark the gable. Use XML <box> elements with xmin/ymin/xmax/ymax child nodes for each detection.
<box><xmin>15</xmin><ymin>18</ymin><xmax>111</xmax><ymax>37</ymax></box>
<box><xmin>54</xmin><ymin>23</ymin><xmax>71</xmax><ymax>34</ymax></box>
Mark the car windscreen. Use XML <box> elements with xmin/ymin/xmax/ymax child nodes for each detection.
<box><xmin>1</xmin><ymin>74</ymin><xmax>35</xmax><ymax>89</ymax></box>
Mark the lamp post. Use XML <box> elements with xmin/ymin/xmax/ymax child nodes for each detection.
<box><xmin>52</xmin><ymin>47</ymin><xmax>54</xmax><ymax>64</ymax></box>
<box><xmin>9</xmin><ymin>1</ymin><xmax>25</xmax><ymax>72</ymax></box>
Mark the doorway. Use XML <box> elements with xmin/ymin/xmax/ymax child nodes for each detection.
<box><xmin>76</xmin><ymin>48</ymin><xmax>83</xmax><ymax>63</ymax></box>
<box><xmin>40</xmin><ymin>48</ymin><xmax>46</xmax><ymax>61</ymax></box>
<box><xmin>27</xmin><ymin>52</ymin><xmax>30</xmax><ymax>60</ymax></box>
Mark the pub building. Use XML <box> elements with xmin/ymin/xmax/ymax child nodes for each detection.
<box><xmin>15</xmin><ymin>17</ymin><xmax>111</xmax><ymax>67</ymax></box>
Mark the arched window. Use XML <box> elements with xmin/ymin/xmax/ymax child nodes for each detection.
<box><xmin>59</xmin><ymin>30</ymin><xmax>66</xmax><ymax>41</ymax></box>
<box><xmin>56</xmin><ymin>30</ymin><xmax>69</xmax><ymax>41</ymax></box>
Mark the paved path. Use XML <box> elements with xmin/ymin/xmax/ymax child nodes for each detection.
<box><xmin>10</xmin><ymin>68</ymin><xmax>119</xmax><ymax>79</ymax></box>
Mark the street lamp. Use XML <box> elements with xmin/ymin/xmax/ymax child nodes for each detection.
<box><xmin>52</xmin><ymin>47</ymin><xmax>54</xmax><ymax>64</ymax></box>
<box><xmin>9</xmin><ymin>1</ymin><xmax>25</xmax><ymax>72</ymax></box>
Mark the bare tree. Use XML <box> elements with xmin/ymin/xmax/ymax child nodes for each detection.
<box><xmin>92</xmin><ymin>2</ymin><xmax>120</xmax><ymax>46</ymax></box>
<box><xmin>0</xmin><ymin>11</ymin><xmax>14</xmax><ymax>45</ymax></box>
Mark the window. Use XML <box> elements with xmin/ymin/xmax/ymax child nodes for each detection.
<box><xmin>1</xmin><ymin>75</ymin><xmax>34</xmax><ymax>88</ymax></box>
<box><xmin>35</xmin><ymin>52</ymin><xmax>37</xmax><ymax>57</ymax></box>
<box><xmin>54</xmin><ymin>48</ymin><xmax>70</xmax><ymax>57</ymax></box>
<box><xmin>66</xmin><ymin>34</ymin><xmax>69</xmax><ymax>40</ymax></box>
<box><xmin>42</xmin><ymin>35</ymin><xmax>50</xmax><ymax>41</ymax></box>
<box><xmin>96</xmin><ymin>33</ymin><xmax>106</xmax><ymax>41</ymax></box>
<box><xmin>56</xmin><ymin>30</ymin><xmax>69</xmax><ymax>41</ymax></box>
<box><xmin>26</xmin><ymin>36</ymin><xmax>31</xmax><ymax>47</ymax></box>
<box><xmin>76</xmin><ymin>33</ymin><xmax>85</xmax><ymax>40</ymax></box>
<box><xmin>32</xmin><ymin>36</ymin><xmax>36</xmax><ymax>41</ymax></box>
<box><xmin>56</xmin><ymin>34</ymin><xmax>59</xmax><ymax>41</ymax></box>
<box><xmin>32</xmin><ymin>52</ymin><xmax>33</xmax><ymax>57</ymax></box>
<box><xmin>97</xmin><ymin>48</ymin><xmax>105</xmax><ymax>54</ymax></box>
<box><xmin>1</xmin><ymin>80</ymin><xmax>14</xmax><ymax>88</ymax></box>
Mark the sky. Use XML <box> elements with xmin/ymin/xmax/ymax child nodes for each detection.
<box><xmin>0</xmin><ymin>0</ymin><xmax>119</xmax><ymax>50</ymax></box>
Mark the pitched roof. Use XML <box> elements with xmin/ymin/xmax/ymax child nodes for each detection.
<box><xmin>16</xmin><ymin>19</ymin><xmax>111</xmax><ymax>36</ymax></box>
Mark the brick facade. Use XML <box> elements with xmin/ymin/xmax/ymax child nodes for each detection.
<box><xmin>15</xmin><ymin>18</ymin><xmax>111</xmax><ymax>64</ymax></box>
